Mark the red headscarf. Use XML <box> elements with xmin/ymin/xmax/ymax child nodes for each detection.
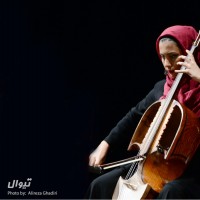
<box><xmin>156</xmin><ymin>25</ymin><xmax>200</xmax><ymax>117</ymax></box>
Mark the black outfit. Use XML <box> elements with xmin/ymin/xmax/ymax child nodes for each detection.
<box><xmin>85</xmin><ymin>79</ymin><xmax>200</xmax><ymax>199</ymax></box>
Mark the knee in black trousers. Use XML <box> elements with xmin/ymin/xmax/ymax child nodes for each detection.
<box><xmin>157</xmin><ymin>179</ymin><xmax>191</xmax><ymax>199</ymax></box>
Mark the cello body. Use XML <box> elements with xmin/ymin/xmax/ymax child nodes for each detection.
<box><xmin>112</xmin><ymin>99</ymin><xmax>200</xmax><ymax>200</ymax></box>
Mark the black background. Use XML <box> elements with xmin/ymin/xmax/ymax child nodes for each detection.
<box><xmin>0</xmin><ymin>0</ymin><xmax>199</xmax><ymax>199</ymax></box>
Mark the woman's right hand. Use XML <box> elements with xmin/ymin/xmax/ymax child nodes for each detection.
<box><xmin>89</xmin><ymin>140</ymin><xmax>110</xmax><ymax>166</ymax></box>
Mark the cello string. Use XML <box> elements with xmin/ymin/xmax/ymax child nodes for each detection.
<box><xmin>125</xmin><ymin>152</ymin><xmax>141</xmax><ymax>179</ymax></box>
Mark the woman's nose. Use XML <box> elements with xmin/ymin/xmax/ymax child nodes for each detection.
<box><xmin>163</xmin><ymin>59</ymin><xmax>172</xmax><ymax>70</ymax></box>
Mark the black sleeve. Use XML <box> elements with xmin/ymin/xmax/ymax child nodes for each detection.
<box><xmin>104</xmin><ymin>79</ymin><xmax>165</xmax><ymax>149</ymax></box>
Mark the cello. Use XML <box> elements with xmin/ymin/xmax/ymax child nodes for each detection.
<box><xmin>97</xmin><ymin>31</ymin><xmax>200</xmax><ymax>200</ymax></box>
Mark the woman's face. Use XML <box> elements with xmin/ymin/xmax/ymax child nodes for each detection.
<box><xmin>159</xmin><ymin>39</ymin><xmax>183</xmax><ymax>79</ymax></box>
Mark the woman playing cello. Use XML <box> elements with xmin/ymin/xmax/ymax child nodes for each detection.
<box><xmin>85</xmin><ymin>25</ymin><xmax>200</xmax><ymax>199</ymax></box>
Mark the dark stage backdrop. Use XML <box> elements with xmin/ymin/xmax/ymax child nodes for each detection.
<box><xmin>0</xmin><ymin>0</ymin><xmax>199</xmax><ymax>199</ymax></box>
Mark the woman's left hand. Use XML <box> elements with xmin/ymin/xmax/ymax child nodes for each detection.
<box><xmin>176</xmin><ymin>49</ymin><xmax>200</xmax><ymax>82</ymax></box>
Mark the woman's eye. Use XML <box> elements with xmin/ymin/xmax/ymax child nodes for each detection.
<box><xmin>170</xmin><ymin>55</ymin><xmax>178</xmax><ymax>60</ymax></box>
<box><xmin>160</xmin><ymin>55</ymin><xmax>164</xmax><ymax>60</ymax></box>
